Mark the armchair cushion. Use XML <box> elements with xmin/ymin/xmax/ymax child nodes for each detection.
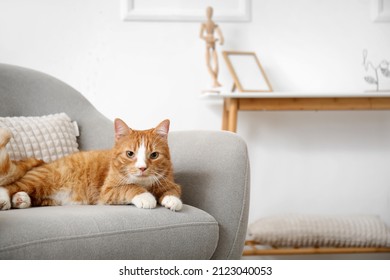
<box><xmin>0</xmin><ymin>205</ymin><xmax>219</xmax><ymax>259</ymax></box>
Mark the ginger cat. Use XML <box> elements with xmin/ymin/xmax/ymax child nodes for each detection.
<box><xmin>0</xmin><ymin>119</ymin><xmax>182</xmax><ymax>211</ymax></box>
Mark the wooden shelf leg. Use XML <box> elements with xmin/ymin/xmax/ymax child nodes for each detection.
<box><xmin>222</xmin><ymin>98</ymin><xmax>229</xmax><ymax>131</ymax></box>
<box><xmin>228</xmin><ymin>98</ymin><xmax>238</xmax><ymax>133</ymax></box>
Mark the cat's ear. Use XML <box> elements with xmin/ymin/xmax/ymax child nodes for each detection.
<box><xmin>114</xmin><ymin>118</ymin><xmax>132</xmax><ymax>141</ymax></box>
<box><xmin>155</xmin><ymin>119</ymin><xmax>170</xmax><ymax>139</ymax></box>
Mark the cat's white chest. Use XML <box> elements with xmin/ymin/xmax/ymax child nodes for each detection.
<box><xmin>132</xmin><ymin>176</ymin><xmax>154</xmax><ymax>189</ymax></box>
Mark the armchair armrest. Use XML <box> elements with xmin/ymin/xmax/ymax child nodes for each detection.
<box><xmin>169</xmin><ymin>130</ymin><xmax>250</xmax><ymax>259</ymax></box>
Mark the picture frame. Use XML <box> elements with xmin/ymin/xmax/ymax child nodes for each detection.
<box><xmin>222</xmin><ymin>51</ymin><xmax>273</xmax><ymax>92</ymax></box>
<box><xmin>121</xmin><ymin>0</ymin><xmax>251</xmax><ymax>22</ymax></box>
<box><xmin>371</xmin><ymin>0</ymin><xmax>390</xmax><ymax>22</ymax></box>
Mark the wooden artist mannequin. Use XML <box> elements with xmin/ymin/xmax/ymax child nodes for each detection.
<box><xmin>200</xmin><ymin>6</ymin><xmax>224</xmax><ymax>88</ymax></box>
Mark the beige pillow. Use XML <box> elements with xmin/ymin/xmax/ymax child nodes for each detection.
<box><xmin>248</xmin><ymin>214</ymin><xmax>390</xmax><ymax>248</ymax></box>
<box><xmin>0</xmin><ymin>113</ymin><xmax>79</xmax><ymax>163</ymax></box>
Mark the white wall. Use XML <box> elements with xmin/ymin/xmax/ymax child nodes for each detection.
<box><xmin>1</xmin><ymin>0</ymin><xmax>390</xmax><ymax>250</ymax></box>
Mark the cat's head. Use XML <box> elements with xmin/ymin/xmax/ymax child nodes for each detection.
<box><xmin>111</xmin><ymin>119</ymin><xmax>173</xmax><ymax>187</ymax></box>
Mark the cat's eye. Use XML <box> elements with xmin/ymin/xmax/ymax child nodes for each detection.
<box><xmin>150</xmin><ymin>152</ymin><xmax>159</xmax><ymax>159</ymax></box>
<box><xmin>126</xmin><ymin>151</ymin><xmax>135</xmax><ymax>158</ymax></box>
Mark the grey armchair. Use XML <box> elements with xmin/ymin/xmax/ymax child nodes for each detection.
<box><xmin>0</xmin><ymin>63</ymin><xmax>250</xmax><ymax>259</ymax></box>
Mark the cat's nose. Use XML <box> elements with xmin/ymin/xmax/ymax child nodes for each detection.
<box><xmin>139</xmin><ymin>167</ymin><xmax>147</xmax><ymax>172</ymax></box>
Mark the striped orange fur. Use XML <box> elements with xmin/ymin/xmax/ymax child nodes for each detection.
<box><xmin>0</xmin><ymin>119</ymin><xmax>182</xmax><ymax>211</ymax></box>
<box><xmin>0</xmin><ymin>128</ymin><xmax>44</xmax><ymax>186</ymax></box>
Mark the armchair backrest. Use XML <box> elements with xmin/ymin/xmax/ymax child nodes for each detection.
<box><xmin>0</xmin><ymin>64</ymin><xmax>113</xmax><ymax>150</ymax></box>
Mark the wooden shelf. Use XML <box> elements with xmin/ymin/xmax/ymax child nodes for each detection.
<box><xmin>202</xmin><ymin>90</ymin><xmax>390</xmax><ymax>99</ymax></box>
<box><xmin>243</xmin><ymin>240</ymin><xmax>390</xmax><ymax>256</ymax></box>
<box><xmin>201</xmin><ymin>90</ymin><xmax>390</xmax><ymax>132</ymax></box>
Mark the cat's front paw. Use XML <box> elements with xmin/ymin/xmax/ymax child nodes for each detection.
<box><xmin>0</xmin><ymin>187</ymin><xmax>11</xmax><ymax>210</ymax></box>
<box><xmin>12</xmin><ymin>192</ymin><xmax>31</xmax><ymax>209</ymax></box>
<box><xmin>131</xmin><ymin>192</ymin><xmax>157</xmax><ymax>209</ymax></box>
<box><xmin>161</xmin><ymin>195</ymin><xmax>183</xmax><ymax>211</ymax></box>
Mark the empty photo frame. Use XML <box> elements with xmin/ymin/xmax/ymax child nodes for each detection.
<box><xmin>222</xmin><ymin>51</ymin><xmax>273</xmax><ymax>92</ymax></box>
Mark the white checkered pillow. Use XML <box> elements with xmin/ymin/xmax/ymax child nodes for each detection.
<box><xmin>0</xmin><ymin>113</ymin><xmax>79</xmax><ymax>162</ymax></box>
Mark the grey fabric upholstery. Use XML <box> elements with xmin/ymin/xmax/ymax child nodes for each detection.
<box><xmin>0</xmin><ymin>205</ymin><xmax>218</xmax><ymax>260</ymax></box>
<box><xmin>0</xmin><ymin>63</ymin><xmax>250</xmax><ymax>259</ymax></box>
<box><xmin>170</xmin><ymin>131</ymin><xmax>250</xmax><ymax>259</ymax></box>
